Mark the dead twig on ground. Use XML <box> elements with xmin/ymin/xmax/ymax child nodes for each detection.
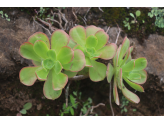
<box><xmin>84</xmin><ymin>7</ymin><xmax>91</xmax><ymax>21</ymax></box>
<box><xmin>115</xmin><ymin>21</ymin><xmax>122</xmax><ymax>44</ymax></box>
<box><xmin>109</xmin><ymin>82</ymin><xmax>114</xmax><ymax>116</ymax></box>
<box><xmin>98</xmin><ymin>7</ymin><xmax>104</xmax><ymax>12</ymax></box>
<box><xmin>106</xmin><ymin>26</ymin><xmax>110</xmax><ymax>33</ymax></box>
<box><xmin>84</xmin><ymin>103</ymin><xmax>105</xmax><ymax>116</ymax></box>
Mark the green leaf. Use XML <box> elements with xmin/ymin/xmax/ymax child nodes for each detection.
<box><xmin>73</xmin><ymin>91</ymin><xmax>77</xmax><ymax>96</ymax></box>
<box><xmin>33</xmin><ymin>40</ymin><xmax>49</xmax><ymax>59</ymax></box>
<box><xmin>95</xmin><ymin>30</ymin><xmax>108</xmax><ymax>50</ymax></box>
<box><xmin>47</xmin><ymin>49</ymin><xmax>56</xmax><ymax>61</ymax></box>
<box><xmin>23</xmin><ymin>102</ymin><xmax>32</xmax><ymax>110</ymax></box>
<box><xmin>130</xmin><ymin>70</ymin><xmax>147</xmax><ymax>84</ymax></box>
<box><xmin>123</xmin><ymin>77</ymin><xmax>144</xmax><ymax>92</ymax></box>
<box><xmin>85</xmin><ymin>57</ymin><xmax>92</xmax><ymax>67</ymax></box>
<box><xmin>62</xmin><ymin>49</ymin><xmax>85</xmax><ymax>72</ymax></box>
<box><xmin>122</xmin><ymin>83</ymin><xmax>140</xmax><ymax>103</ymax></box>
<box><xmin>28</xmin><ymin>32</ymin><xmax>50</xmax><ymax>48</ymax></box>
<box><xmin>97</xmin><ymin>43</ymin><xmax>117</xmax><ymax>60</ymax></box>
<box><xmin>133</xmin><ymin>109</ymin><xmax>137</xmax><ymax>112</ymax></box>
<box><xmin>19</xmin><ymin>66</ymin><xmax>39</xmax><ymax>86</ymax></box>
<box><xmin>119</xmin><ymin>37</ymin><xmax>130</xmax><ymax>64</ymax></box>
<box><xmin>89</xmin><ymin>60</ymin><xmax>107</xmax><ymax>82</ymax></box>
<box><xmin>57</xmin><ymin>46</ymin><xmax>74</xmax><ymax>65</ymax></box>
<box><xmin>52</xmin><ymin>70</ymin><xmax>68</xmax><ymax>90</ymax></box>
<box><xmin>106</xmin><ymin>63</ymin><xmax>114</xmax><ymax>83</ymax></box>
<box><xmin>127</xmin><ymin>73</ymin><xmax>141</xmax><ymax>80</ymax></box>
<box><xmin>42</xmin><ymin>59</ymin><xmax>55</xmax><ymax>70</ymax></box>
<box><xmin>86</xmin><ymin>25</ymin><xmax>102</xmax><ymax>37</ymax></box>
<box><xmin>32</xmin><ymin>60</ymin><xmax>41</xmax><ymax>66</ymax></box>
<box><xmin>19</xmin><ymin>42</ymin><xmax>41</xmax><ymax>62</ymax></box>
<box><xmin>121</xmin><ymin>60</ymin><xmax>135</xmax><ymax>72</ymax></box>
<box><xmin>69</xmin><ymin>25</ymin><xmax>86</xmax><ymax>46</ymax></box>
<box><xmin>132</xmin><ymin>57</ymin><xmax>147</xmax><ymax>71</ymax></box>
<box><xmin>35</xmin><ymin>67</ymin><xmax>49</xmax><ymax>80</ymax></box>
<box><xmin>43</xmin><ymin>70</ymin><xmax>62</xmax><ymax>100</ymax></box>
<box><xmin>67</xmin><ymin>39</ymin><xmax>77</xmax><ymax>49</ymax></box>
<box><xmin>113</xmin><ymin>45</ymin><xmax>121</xmax><ymax>68</ymax></box>
<box><xmin>63</xmin><ymin>70</ymin><xmax>77</xmax><ymax>78</ymax></box>
<box><xmin>70</xmin><ymin>95</ymin><xmax>75</xmax><ymax>104</ymax></box>
<box><xmin>85</xmin><ymin>35</ymin><xmax>98</xmax><ymax>48</ymax></box>
<box><xmin>117</xmin><ymin>68</ymin><xmax>123</xmax><ymax>89</ymax></box>
<box><xmin>54</xmin><ymin>61</ymin><xmax>63</xmax><ymax>74</ymax></box>
<box><xmin>113</xmin><ymin>76</ymin><xmax>120</xmax><ymax>105</ymax></box>
<box><xmin>130</xmin><ymin>13</ymin><xmax>135</xmax><ymax>18</ymax></box>
<box><xmin>20</xmin><ymin>109</ymin><xmax>27</xmax><ymax>114</ymax></box>
<box><xmin>51</xmin><ymin>30</ymin><xmax>69</xmax><ymax>54</ymax></box>
<box><xmin>136</xmin><ymin>10</ymin><xmax>141</xmax><ymax>17</ymax></box>
<box><xmin>70</xmin><ymin>107</ymin><xmax>74</xmax><ymax>116</ymax></box>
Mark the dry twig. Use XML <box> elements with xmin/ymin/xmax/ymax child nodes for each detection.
<box><xmin>84</xmin><ymin>103</ymin><xmax>105</xmax><ymax>116</ymax></box>
<box><xmin>65</xmin><ymin>81</ymin><xmax>72</xmax><ymax>108</ymax></box>
<box><xmin>69</xmin><ymin>75</ymin><xmax>89</xmax><ymax>81</ymax></box>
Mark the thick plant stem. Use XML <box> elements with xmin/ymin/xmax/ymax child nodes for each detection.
<box><xmin>69</xmin><ymin>75</ymin><xmax>89</xmax><ymax>81</ymax></box>
<box><xmin>109</xmin><ymin>82</ymin><xmax>114</xmax><ymax>116</ymax></box>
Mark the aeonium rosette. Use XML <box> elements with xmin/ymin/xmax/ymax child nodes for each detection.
<box><xmin>107</xmin><ymin>37</ymin><xmax>147</xmax><ymax>105</ymax></box>
<box><xmin>19</xmin><ymin>30</ymin><xmax>85</xmax><ymax>100</ymax></box>
<box><xmin>64</xmin><ymin>25</ymin><xmax>117</xmax><ymax>82</ymax></box>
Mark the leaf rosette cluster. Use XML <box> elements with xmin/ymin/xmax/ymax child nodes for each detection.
<box><xmin>107</xmin><ymin>37</ymin><xmax>147</xmax><ymax>105</ymax></box>
<box><xmin>19</xmin><ymin>30</ymin><xmax>85</xmax><ymax>100</ymax></box>
<box><xmin>65</xmin><ymin>25</ymin><xmax>117</xmax><ymax>82</ymax></box>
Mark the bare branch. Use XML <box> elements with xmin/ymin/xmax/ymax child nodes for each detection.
<box><xmin>84</xmin><ymin>7</ymin><xmax>91</xmax><ymax>21</ymax></box>
<box><xmin>106</xmin><ymin>26</ymin><xmax>110</xmax><ymax>33</ymax></box>
<box><xmin>98</xmin><ymin>7</ymin><xmax>104</xmax><ymax>12</ymax></box>
<box><xmin>69</xmin><ymin>75</ymin><xmax>89</xmax><ymax>81</ymax></box>
<box><xmin>84</xmin><ymin>103</ymin><xmax>105</xmax><ymax>116</ymax></box>
<box><xmin>33</xmin><ymin>17</ymin><xmax>52</xmax><ymax>36</ymax></box>
<box><xmin>76</xmin><ymin>7</ymin><xmax>81</xmax><ymax>14</ymax></box>
<box><xmin>115</xmin><ymin>21</ymin><xmax>122</xmax><ymax>44</ymax></box>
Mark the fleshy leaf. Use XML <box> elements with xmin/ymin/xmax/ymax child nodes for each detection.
<box><xmin>97</xmin><ymin>43</ymin><xmax>117</xmax><ymax>60</ymax></box>
<box><xmin>94</xmin><ymin>30</ymin><xmax>109</xmax><ymax>50</ymax></box>
<box><xmin>23</xmin><ymin>102</ymin><xmax>32</xmax><ymax>110</ymax></box>
<box><xmin>62</xmin><ymin>49</ymin><xmax>85</xmax><ymax>72</ymax></box>
<box><xmin>123</xmin><ymin>77</ymin><xmax>144</xmax><ymax>92</ymax></box>
<box><xmin>67</xmin><ymin>39</ymin><xmax>77</xmax><ymax>49</ymax></box>
<box><xmin>132</xmin><ymin>57</ymin><xmax>147</xmax><ymax>71</ymax></box>
<box><xmin>35</xmin><ymin>67</ymin><xmax>49</xmax><ymax>80</ymax></box>
<box><xmin>113</xmin><ymin>76</ymin><xmax>120</xmax><ymax>105</ymax></box>
<box><xmin>52</xmin><ymin>69</ymin><xmax>68</xmax><ymax>90</ymax></box>
<box><xmin>106</xmin><ymin>63</ymin><xmax>114</xmax><ymax>83</ymax></box>
<box><xmin>28</xmin><ymin>32</ymin><xmax>50</xmax><ymax>48</ymax></box>
<box><xmin>127</xmin><ymin>73</ymin><xmax>141</xmax><ymax>80</ymax></box>
<box><xmin>122</xmin><ymin>83</ymin><xmax>140</xmax><ymax>103</ymax></box>
<box><xmin>117</xmin><ymin>68</ymin><xmax>123</xmax><ymax>89</ymax></box>
<box><xmin>63</xmin><ymin>70</ymin><xmax>77</xmax><ymax>78</ymax></box>
<box><xmin>121</xmin><ymin>60</ymin><xmax>135</xmax><ymax>72</ymax></box>
<box><xmin>32</xmin><ymin>60</ymin><xmax>41</xmax><ymax>66</ymax></box>
<box><xmin>43</xmin><ymin>71</ymin><xmax>62</xmax><ymax>100</ymax></box>
<box><xmin>86</xmin><ymin>25</ymin><xmax>102</xmax><ymax>37</ymax></box>
<box><xmin>85</xmin><ymin>35</ymin><xmax>98</xmax><ymax>48</ymax></box>
<box><xmin>51</xmin><ymin>30</ymin><xmax>69</xmax><ymax>54</ymax></box>
<box><xmin>42</xmin><ymin>59</ymin><xmax>55</xmax><ymax>70</ymax></box>
<box><xmin>54</xmin><ymin>61</ymin><xmax>63</xmax><ymax>74</ymax></box>
<box><xmin>89</xmin><ymin>60</ymin><xmax>107</xmax><ymax>82</ymax></box>
<box><xmin>47</xmin><ymin>49</ymin><xmax>56</xmax><ymax>61</ymax></box>
<box><xmin>119</xmin><ymin>37</ymin><xmax>130</xmax><ymax>64</ymax></box>
<box><xmin>57</xmin><ymin>46</ymin><xmax>74</xmax><ymax>65</ymax></box>
<box><xmin>120</xmin><ymin>46</ymin><xmax>133</xmax><ymax>67</ymax></box>
<box><xmin>19</xmin><ymin>66</ymin><xmax>39</xmax><ymax>86</ymax></box>
<box><xmin>19</xmin><ymin>42</ymin><xmax>41</xmax><ymax>62</ymax></box>
<box><xmin>85</xmin><ymin>57</ymin><xmax>92</xmax><ymax>67</ymax></box>
<box><xmin>33</xmin><ymin>40</ymin><xmax>49</xmax><ymax>59</ymax></box>
<box><xmin>113</xmin><ymin>45</ymin><xmax>121</xmax><ymax>68</ymax></box>
<box><xmin>130</xmin><ymin>70</ymin><xmax>147</xmax><ymax>84</ymax></box>
<box><xmin>69</xmin><ymin>25</ymin><xmax>86</xmax><ymax>46</ymax></box>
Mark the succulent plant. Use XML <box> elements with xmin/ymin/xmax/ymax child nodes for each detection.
<box><xmin>65</xmin><ymin>25</ymin><xmax>117</xmax><ymax>82</ymax></box>
<box><xmin>107</xmin><ymin>37</ymin><xmax>147</xmax><ymax>105</ymax></box>
<box><xmin>19</xmin><ymin>30</ymin><xmax>85</xmax><ymax>100</ymax></box>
